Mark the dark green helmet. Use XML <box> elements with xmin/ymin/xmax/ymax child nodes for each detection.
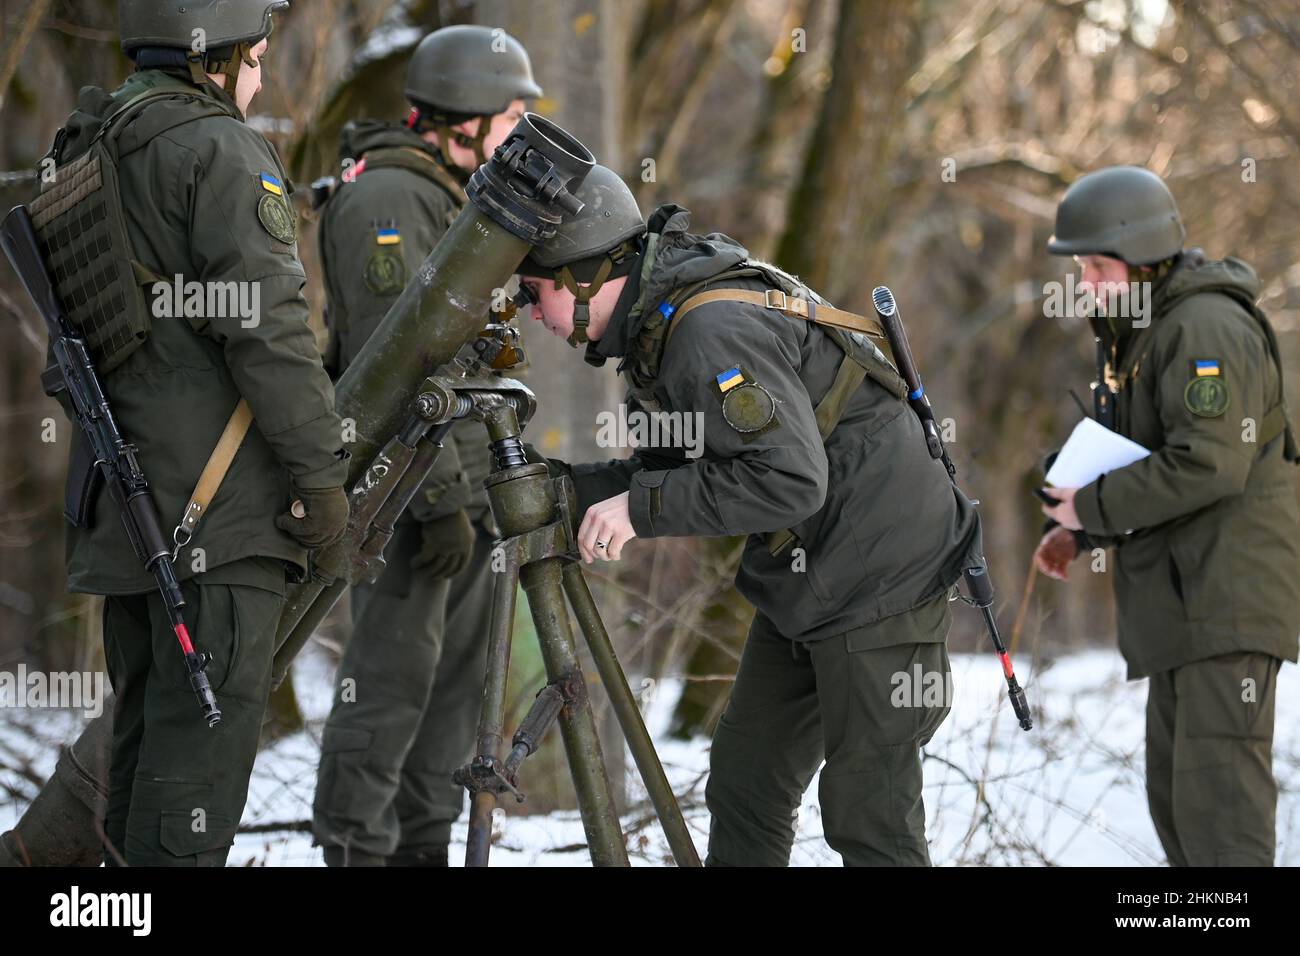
<box><xmin>518</xmin><ymin>165</ymin><xmax>646</xmax><ymax>347</ymax></box>
<box><xmin>119</xmin><ymin>0</ymin><xmax>286</xmax><ymax>54</ymax></box>
<box><xmin>520</xmin><ymin>165</ymin><xmax>645</xmax><ymax>276</ymax></box>
<box><xmin>406</xmin><ymin>25</ymin><xmax>543</xmax><ymax>116</ymax></box>
<box><xmin>1048</xmin><ymin>165</ymin><xmax>1185</xmax><ymax>265</ymax></box>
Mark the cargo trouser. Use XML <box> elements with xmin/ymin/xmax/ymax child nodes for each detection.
<box><xmin>1145</xmin><ymin>651</ymin><xmax>1281</xmax><ymax>866</ymax></box>
<box><xmin>102</xmin><ymin>557</ymin><xmax>286</xmax><ymax>866</ymax></box>
<box><xmin>706</xmin><ymin>593</ymin><xmax>952</xmax><ymax>866</ymax></box>
<box><xmin>312</xmin><ymin>517</ymin><xmax>495</xmax><ymax>864</ymax></box>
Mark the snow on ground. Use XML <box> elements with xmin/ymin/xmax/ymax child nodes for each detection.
<box><xmin>2</xmin><ymin>645</ymin><xmax>1296</xmax><ymax>866</ymax></box>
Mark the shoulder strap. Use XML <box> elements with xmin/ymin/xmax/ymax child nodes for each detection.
<box><xmin>93</xmin><ymin>79</ymin><xmax>234</xmax><ymax>157</ymax></box>
<box><xmin>664</xmin><ymin>281</ymin><xmax>904</xmax><ymax>556</ymax></box>
<box><xmin>359</xmin><ymin>146</ymin><xmax>467</xmax><ymax>205</ymax></box>
<box><xmin>668</xmin><ymin>287</ymin><xmax>887</xmax><ymax>346</ymax></box>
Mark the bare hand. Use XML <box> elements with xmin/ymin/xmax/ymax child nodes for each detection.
<box><xmin>577</xmin><ymin>492</ymin><xmax>636</xmax><ymax>563</ymax></box>
<box><xmin>1040</xmin><ymin>486</ymin><xmax>1082</xmax><ymax>531</ymax></box>
<box><xmin>1034</xmin><ymin>525</ymin><xmax>1080</xmax><ymax>581</ymax></box>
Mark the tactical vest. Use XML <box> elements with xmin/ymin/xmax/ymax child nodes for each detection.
<box><xmin>1103</xmin><ymin>283</ymin><xmax>1298</xmax><ymax>462</ymax></box>
<box><xmin>623</xmin><ymin>247</ymin><xmax>911</xmax><ymax>554</ymax></box>
<box><xmin>32</xmin><ymin>75</ymin><xmax>241</xmax><ymax>377</ymax></box>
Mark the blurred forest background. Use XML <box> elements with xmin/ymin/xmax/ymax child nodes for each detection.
<box><xmin>1</xmin><ymin>0</ymin><xmax>1298</xmax><ymax>811</ymax></box>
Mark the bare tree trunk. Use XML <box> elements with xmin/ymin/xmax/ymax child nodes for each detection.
<box><xmin>774</xmin><ymin>0</ymin><xmax>919</xmax><ymax>302</ymax></box>
<box><xmin>0</xmin><ymin>0</ymin><xmax>55</xmax><ymax>110</ymax></box>
<box><xmin>472</xmin><ymin>0</ymin><xmax>635</xmax><ymax>815</ymax></box>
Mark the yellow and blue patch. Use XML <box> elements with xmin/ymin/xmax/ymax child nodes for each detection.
<box><xmin>715</xmin><ymin>366</ymin><xmax>745</xmax><ymax>393</ymax></box>
<box><xmin>1186</xmin><ymin>359</ymin><xmax>1229</xmax><ymax>417</ymax></box>
<box><xmin>259</xmin><ymin>172</ymin><xmax>284</xmax><ymax>196</ymax></box>
<box><xmin>376</xmin><ymin>227</ymin><xmax>402</xmax><ymax>246</ymax></box>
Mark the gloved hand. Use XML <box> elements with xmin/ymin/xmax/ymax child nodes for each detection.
<box><xmin>521</xmin><ymin>442</ymin><xmax>571</xmax><ymax>479</ymax></box>
<box><xmin>275</xmin><ymin>485</ymin><xmax>350</xmax><ymax>549</ymax></box>
<box><xmin>411</xmin><ymin>509</ymin><xmax>476</xmax><ymax>580</ymax></box>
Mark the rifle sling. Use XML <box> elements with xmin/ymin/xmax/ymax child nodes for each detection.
<box><xmin>173</xmin><ymin>399</ymin><xmax>253</xmax><ymax>550</ymax></box>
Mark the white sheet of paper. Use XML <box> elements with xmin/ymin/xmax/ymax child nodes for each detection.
<box><xmin>1045</xmin><ymin>417</ymin><xmax>1151</xmax><ymax>488</ymax></box>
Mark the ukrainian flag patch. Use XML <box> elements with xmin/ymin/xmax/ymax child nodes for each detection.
<box><xmin>376</xmin><ymin>227</ymin><xmax>401</xmax><ymax>246</ymax></box>
<box><xmin>715</xmin><ymin>366</ymin><xmax>745</xmax><ymax>393</ymax></box>
<box><xmin>259</xmin><ymin>172</ymin><xmax>284</xmax><ymax>196</ymax></box>
<box><xmin>1194</xmin><ymin>359</ymin><xmax>1221</xmax><ymax>377</ymax></box>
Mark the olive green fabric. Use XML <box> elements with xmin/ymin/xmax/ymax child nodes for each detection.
<box><xmin>705</xmin><ymin>595</ymin><xmax>953</xmax><ymax>866</ymax></box>
<box><xmin>45</xmin><ymin>69</ymin><xmax>348</xmax><ymax>595</ymax></box>
<box><xmin>318</xmin><ymin>120</ymin><xmax>488</xmax><ymax>523</ymax></box>
<box><xmin>1072</xmin><ymin>255</ymin><xmax>1300</xmax><ymax>678</ymax></box>
<box><xmin>312</xmin><ymin>523</ymin><xmax>495</xmax><ymax>861</ymax></box>
<box><xmin>102</xmin><ymin>557</ymin><xmax>286</xmax><ymax>865</ymax></box>
<box><xmin>1145</xmin><ymin>651</ymin><xmax>1281</xmax><ymax>866</ymax></box>
<box><xmin>412</xmin><ymin>509</ymin><xmax>476</xmax><ymax>578</ymax></box>
<box><xmin>572</xmin><ymin>205</ymin><xmax>983</xmax><ymax>642</ymax></box>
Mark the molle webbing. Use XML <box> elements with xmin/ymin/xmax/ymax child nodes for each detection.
<box><xmin>30</xmin><ymin>80</ymin><xmax>223</xmax><ymax>374</ymax></box>
<box><xmin>29</xmin><ymin>149</ymin><xmax>146</xmax><ymax>374</ymax></box>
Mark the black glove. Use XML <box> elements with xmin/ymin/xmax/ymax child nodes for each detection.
<box><xmin>411</xmin><ymin>509</ymin><xmax>476</xmax><ymax>580</ymax></box>
<box><xmin>521</xmin><ymin>442</ymin><xmax>572</xmax><ymax>479</ymax></box>
<box><xmin>275</xmin><ymin>485</ymin><xmax>350</xmax><ymax>549</ymax></box>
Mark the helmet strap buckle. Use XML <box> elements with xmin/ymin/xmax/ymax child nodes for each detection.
<box><xmin>222</xmin><ymin>43</ymin><xmax>247</xmax><ymax>91</ymax></box>
<box><xmin>185</xmin><ymin>53</ymin><xmax>208</xmax><ymax>86</ymax></box>
<box><xmin>560</xmin><ymin>258</ymin><xmax>615</xmax><ymax>348</ymax></box>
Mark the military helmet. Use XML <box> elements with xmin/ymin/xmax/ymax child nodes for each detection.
<box><xmin>406</xmin><ymin>25</ymin><xmax>543</xmax><ymax>117</ymax></box>
<box><xmin>1047</xmin><ymin>165</ymin><xmax>1185</xmax><ymax>266</ymax></box>
<box><xmin>120</xmin><ymin>0</ymin><xmax>286</xmax><ymax>53</ymax></box>
<box><xmin>518</xmin><ymin>165</ymin><xmax>646</xmax><ymax>348</ymax></box>
<box><xmin>519</xmin><ymin>165</ymin><xmax>646</xmax><ymax>277</ymax></box>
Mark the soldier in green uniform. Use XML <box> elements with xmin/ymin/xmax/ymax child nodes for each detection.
<box><xmin>1036</xmin><ymin>166</ymin><xmax>1300</xmax><ymax>866</ymax></box>
<box><xmin>515</xmin><ymin>167</ymin><xmax>984</xmax><ymax>866</ymax></box>
<box><xmin>311</xmin><ymin>26</ymin><xmax>542</xmax><ymax>867</ymax></box>
<box><xmin>37</xmin><ymin>0</ymin><xmax>350</xmax><ymax>865</ymax></box>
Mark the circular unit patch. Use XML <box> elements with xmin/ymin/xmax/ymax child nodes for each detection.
<box><xmin>721</xmin><ymin>382</ymin><xmax>776</xmax><ymax>433</ymax></box>
<box><xmin>364</xmin><ymin>249</ymin><xmax>407</xmax><ymax>296</ymax></box>
<box><xmin>257</xmin><ymin>193</ymin><xmax>298</xmax><ymax>245</ymax></box>
<box><xmin>1184</xmin><ymin>375</ymin><xmax>1229</xmax><ymax>418</ymax></box>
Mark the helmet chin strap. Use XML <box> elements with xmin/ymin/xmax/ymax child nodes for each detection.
<box><xmin>428</xmin><ymin>117</ymin><xmax>492</xmax><ymax>170</ymax></box>
<box><xmin>557</xmin><ymin>257</ymin><xmax>615</xmax><ymax>348</ymax></box>
<box><xmin>453</xmin><ymin>118</ymin><xmax>491</xmax><ymax>168</ymax></box>
<box><xmin>188</xmin><ymin>41</ymin><xmax>254</xmax><ymax>98</ymax></box>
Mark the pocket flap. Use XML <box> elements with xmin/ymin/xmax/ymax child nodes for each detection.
<box><xmin>159</xmin><ymin>809</ymin><xmax>235</xmax><ymax>857</ymax></box>
<box><xmin>320</xmin><ymin>725</ymin><xmax>372</xmax><ymax>754</ymax></box>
